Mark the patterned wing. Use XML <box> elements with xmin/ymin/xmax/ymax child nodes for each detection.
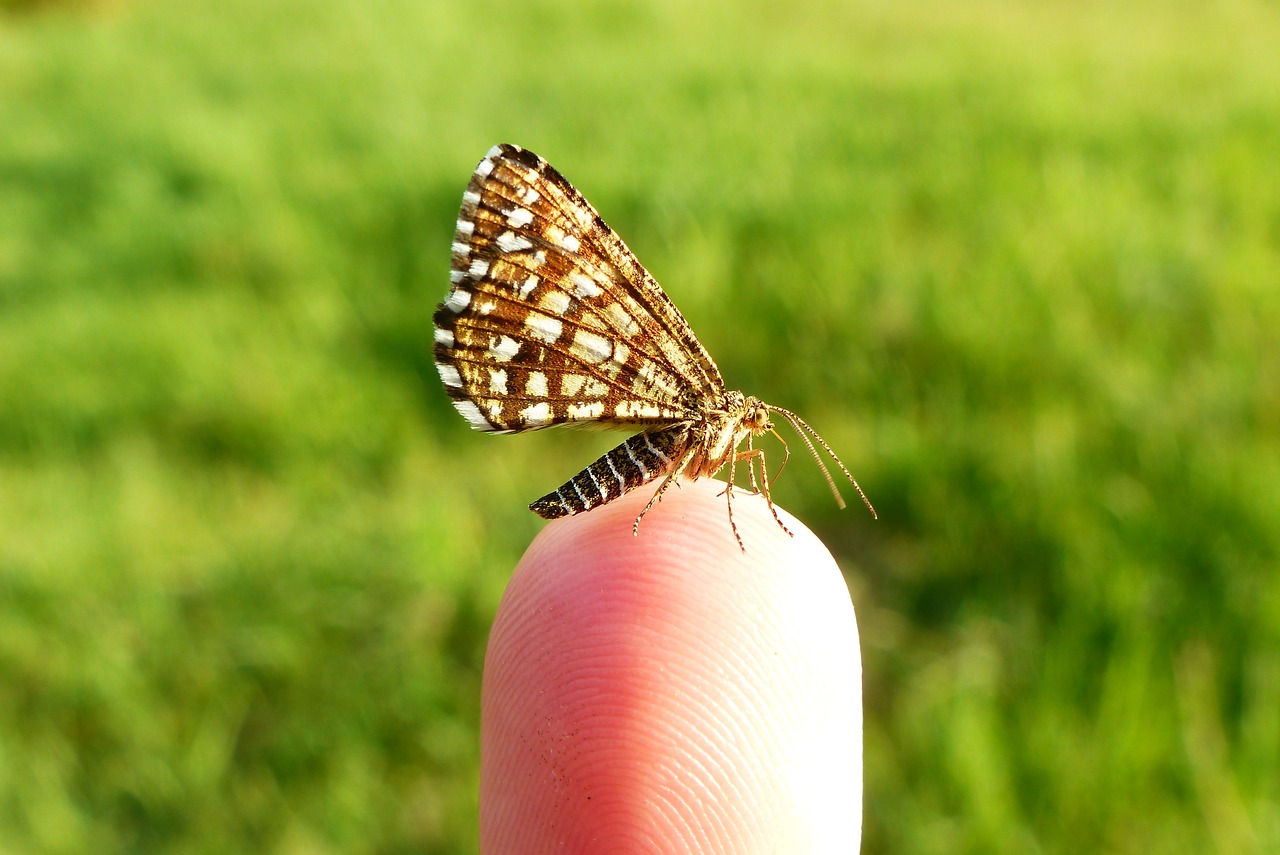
<box><xmin>433</xmin><ymin>143</ymin><xmax>725</xmax><ymax>434</ymax></box>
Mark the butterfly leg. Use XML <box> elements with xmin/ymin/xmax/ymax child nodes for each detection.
<box><xmin>718</xmin><ymin>437</ymin><xmax>760</xmax><ymax>497</ymax></box>
<box><xmin>733</xmin><ymin>437</ymin><xmax>769</xmax><ymax>552</ymax></box>
<box><xmin>633</xmin><ymin>442</ymin><xmax>699</xmax><ymax>536</ymax></box>
<box><xmin>734</xmin><ymin>447</ymin><xmax>793</xmax><ymax>538</ymax></box>
<box><xmin>767</xmin><ymin>428</ymin><xmax>791</xmax><ymax>490</ymax></box>
<box><xmin>744</xmin><ymin>434</ymin><xmax>763</xmax><ymax>495</ymax></box>
<box><xmin>723</xmin><ymin>445</ymin><xmax>746</xmax><ymax>551</ymax></box>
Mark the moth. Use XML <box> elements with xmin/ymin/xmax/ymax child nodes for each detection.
<box><xmin>434</xmin><ymin>144</ymin><xmax>874</xmax><ymax>548</ymax></box>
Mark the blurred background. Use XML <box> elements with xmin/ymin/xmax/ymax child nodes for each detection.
<box><xmin>2</xmin><ymin>0</ymin><xmax>1277</xmax><ymax>851</ymax></box>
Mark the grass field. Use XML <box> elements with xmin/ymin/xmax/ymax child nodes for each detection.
<box><xmin>2</xmin><ymin>0</ymin><xmax>1278</xmax><ymax>851</ymax></box>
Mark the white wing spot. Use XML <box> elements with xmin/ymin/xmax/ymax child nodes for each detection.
<box><xmin>561</xmin><ymin>374</ymin><xmax>585</xmax><ymax>397</ymax></box>
<box><xmin>489</xmin><ymin>369</ymin><xmax>508</xmax><ymax>395</ymax></box>
<box><xmin>540</xmin><ymin>289</ymin><xmax>571</xmax><ymax>315</ymax></box>
<box><xmin>520</xmin><ymin>402</ymin><xmax>554</xmax><ymax>426</ymax></box>
<box><xmin>567</xmin><ymin>401</ymin><xmax>605</xmax><ymax>420</ymax></box>
<box><xmin>450</xmin><ymin>241</ymin><xmax>469</xmax><ymax>257</ymax></box>
<box><xmin>476</xmin><ymin>148</ymin><xmax>501</xmax><ymax>177</ymax></box>
<box><xmin>462</xmin><ymin>189</ymin><xmax>481</xmax><ymax>208</ymax></box>
<box><xmin>561</xmin><ymin>234</ymin><xmax>581</xmax><ymax>253</ymax></box>
<box><xmin>527</xmin><ymin>371</ymin><xmax>548</xmax><ymax>397</ymax></box>
<box><xmin>453</xmin><ymin>399</ymin><xmax>491</xmax><ymax>431</ymax></box>
<box><xmin>444</xmin><ymin>289</ymin><xmax>471</xmax><ymax>313</ymax></box>
<box><xmin>506</xmin><ymin>207</ymin><xmax>535</xmax><ymax>229</ymax></box>
<box><xmin>488</xmin><ymin>335</ymin><xmax>520</xmax><ymax>362</ymax></box>
<box><xmin>468</xmin><ymin>259</ymin><xmax>489</xmax><ymax>278</ymax></box>
<box><xmin>616</xmin><ymin>401</ymin><xmax>664</xmax><ymax>419</ymax></box>
<box><xmin>456</xmin><ymin>219</ymin><xmax>475</xmax><ymax>237</ymax></box>
<box><xmin>571</xmin><ymin>329</ymin><xmax>613</xmax><ymax>364</ymax></box>
<box><xmin>434</xmin><ymin>328</ymin><xmax>454</xmax><ymax>348</ymax></box>
<box><xmin>639</xmin><ymin>362</ymin><xmax>681</xmax><ymax>398</ymax></box>
<box><xmin>519</xmin><ymin>275</ymin><xmax>539</xmax><ymax>299</ymax></box>
<box><xmin>571</xmin><ymin>272</ymin><xmax>601</xmax><ymax>299</ymax></box>
<box><xmin>478</xmin><ymin>301</ymin><xmax>496</xmax><ymax>315</ymax></box>
<box><xmin>496</xmin><ymin>231</ymin><xmax>533</xmax><ymax>253</ymax></box>
<box><xmin>436</xmin><ymin>362</ymin><xmax>463</xmax><ymax>388</ymax></box>
<box><xmin>525</xmin><ymin>314</ymin><xmax>563</xmax><ymax>344</ymax></box>
<box><xmin>605</xmin><ymin>303</ymin><xmax>640</xmax><ymax>336</ymax></box>
<box><xmin>449</xmin><ymin>268</ymin><xmax>463</xmax><ymax>284</ymax></box>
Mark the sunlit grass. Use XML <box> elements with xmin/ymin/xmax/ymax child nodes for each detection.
<box><xmin>1</xmin><ymin>0</ymin><xmax>1278</xmax><ymax>851</ymax></box>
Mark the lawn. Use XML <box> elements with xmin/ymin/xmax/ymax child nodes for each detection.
<box><xmin>1</xmin><ymin>0</ymin><xmax>1278</xmax><ymax>852</ymax></box>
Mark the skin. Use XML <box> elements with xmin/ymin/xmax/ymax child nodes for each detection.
<box><xmin>479</xmin><ymin>477</ymin><xmax>864</xmax><ymax>853</ymax></box>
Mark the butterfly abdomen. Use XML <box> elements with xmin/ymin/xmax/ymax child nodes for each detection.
<box><xmin>529</xmin><ymin>425</ymin><xmax>691</xmax><ymax>519</ymax></box>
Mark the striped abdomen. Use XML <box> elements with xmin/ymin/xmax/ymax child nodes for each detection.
<box><xmin>529</xmin><ymin>425</ymin><xmax>691</xmax><ymax>519</ymax></box>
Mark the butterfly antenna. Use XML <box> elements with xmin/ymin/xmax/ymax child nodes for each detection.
<box><xmin>769</xmin><ymin>406</ymin><xmax>877</xmax><ymax>519</ymax></box>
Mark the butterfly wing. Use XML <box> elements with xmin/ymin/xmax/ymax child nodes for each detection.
<box><xmin>433</xmin><ymin>144</ymin><xmax>725</xmax><ymax>434</ymax></box>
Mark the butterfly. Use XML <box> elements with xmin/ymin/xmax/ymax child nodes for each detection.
<box><xmin>434</xmin><ymin>144</ymin><xmax>874</xmax><ymax>548</ymax></box>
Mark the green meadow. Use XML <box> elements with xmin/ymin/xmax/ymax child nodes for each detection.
<box><xmin>2</xmin><ymin>0</ymin><xmax>1278</xmax><ymax>851</ymax></box>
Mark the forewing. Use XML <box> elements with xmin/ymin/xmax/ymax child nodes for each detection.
<box><xmin>433</xmin><ymin>143</ymin><xmax>725</xmax><ymax>433</ymax></box>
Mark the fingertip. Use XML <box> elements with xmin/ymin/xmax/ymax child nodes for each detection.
<box><xmin>480</xmin><ymin>480</ymin><xmax>863</xmax><ymax>853</ymax></box>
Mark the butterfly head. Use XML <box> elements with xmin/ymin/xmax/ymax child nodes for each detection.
<box><xmin>718</xmin><ymin>391</ymin><xmax>773</xmax><ymax>435</ymax></box>
<box><xmin>744</xmin><ymin>398</ymin><xmax>773</xmax><ymax>435</ymax></box>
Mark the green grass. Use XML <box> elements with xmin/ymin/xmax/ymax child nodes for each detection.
<box><xmin>1</xmin><ymin>0</ymin><xmax>1278</xmax><ymax>851</ymax></box>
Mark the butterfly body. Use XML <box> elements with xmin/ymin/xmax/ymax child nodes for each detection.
<box><xmin>527</xmin><ymin>391</ymin><xmax>772</xmax><ymax>525</ymax></box>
